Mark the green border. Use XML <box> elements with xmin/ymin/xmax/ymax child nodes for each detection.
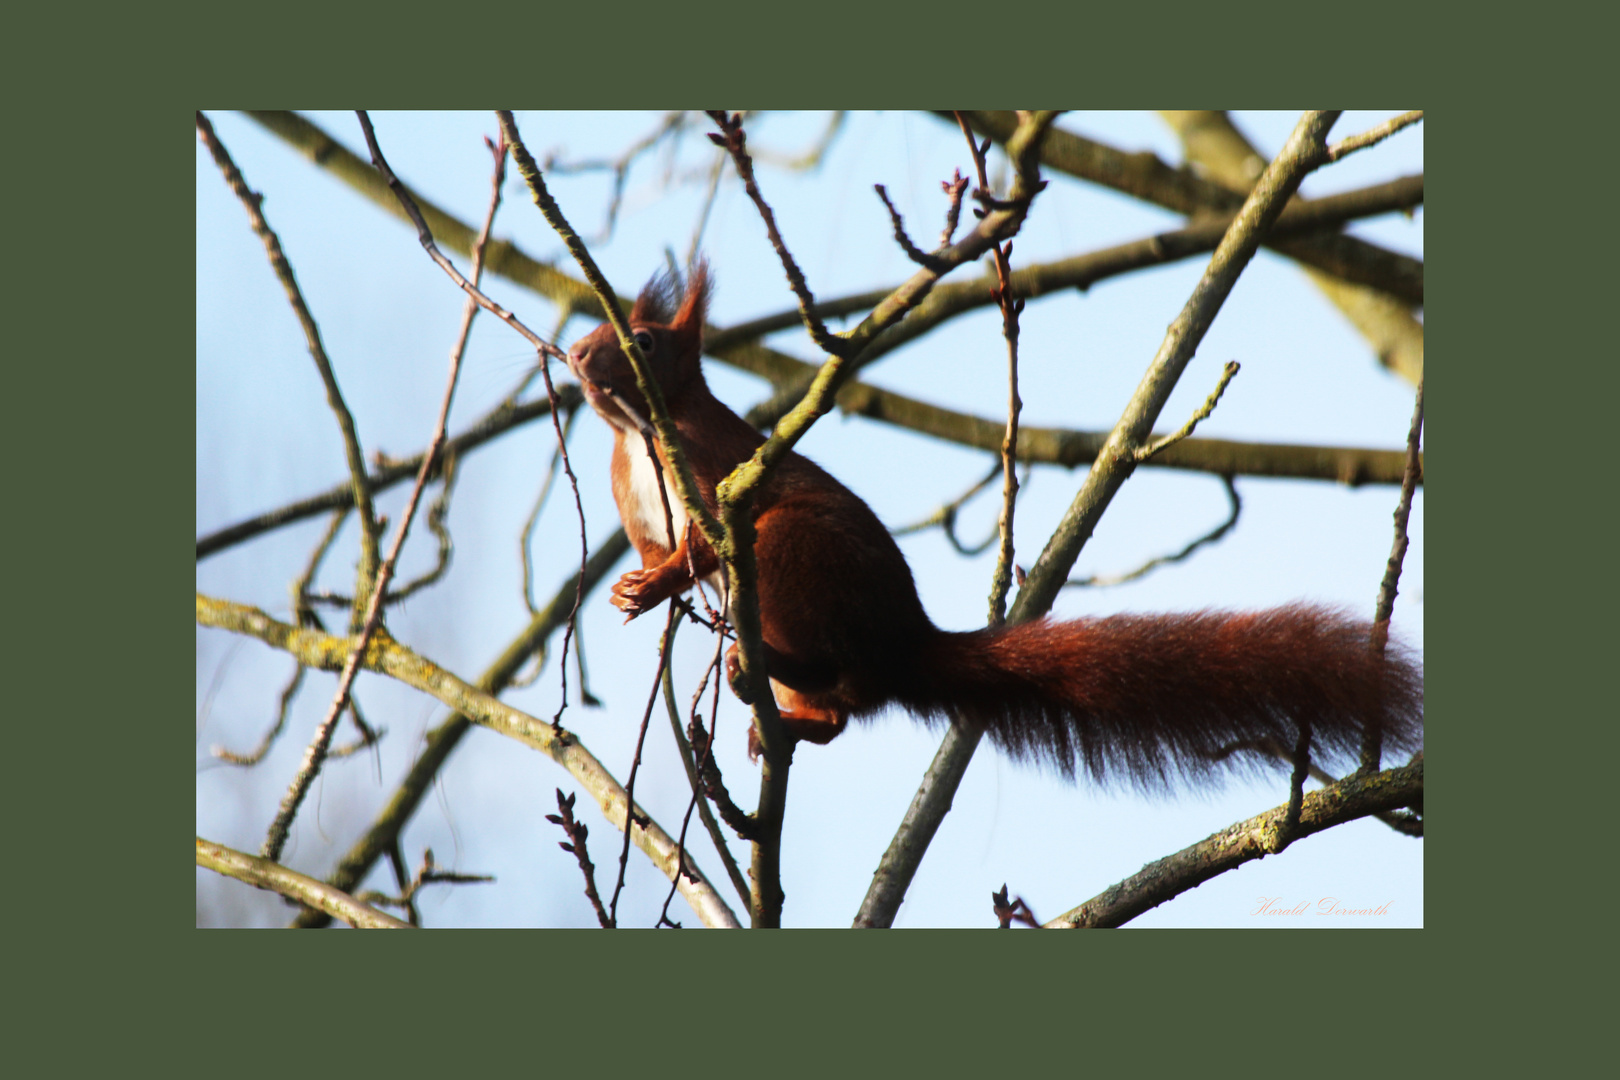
<box><xmin>19</xmin><ymin>0</ymin><xmax>1588</xmax><ymax>1071</ymax></box>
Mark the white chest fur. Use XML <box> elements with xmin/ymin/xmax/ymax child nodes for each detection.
<box><xmin>616</xmin><ymin>436</ymin><xmax>727</xmax><ymax>605</ymax></box>
<box><xmin>621</xmin><ymin>435</ymin><xmax>687</xmax><ymax>549</ymax></box>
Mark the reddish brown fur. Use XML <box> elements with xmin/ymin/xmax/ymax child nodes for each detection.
<box><xmin>566</xmin><ymin>263</ymin><xmax>1423</xmax><ymax>786</ymax></box>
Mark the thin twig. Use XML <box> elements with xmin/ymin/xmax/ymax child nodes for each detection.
<box><xmin>1065</xmin><ymin>475</ymin><xmax>1241</xmax><ymax>589</ymax></box>
<box><xmin>1278</xmin><ymin>720</ymin><xmax>1313</xmax><ymax>850</ymax></box>
<box><xmin>1327</xmin><ymin>111</ymin><xmax>1423</xmax><ymax>163</ymax></box>
<box><xmin>542</xmin><ymin>111</ymin><xmax>691</xmax><ymax>244</ymax></box>
<box><xmin>1136</xmin><ymin>361</ymin><xmax>1241</xmax><ymax>462</ymax></box>
<box><xmin>212</xmin><ymin>663</ymin><xmax>307</xmax><ymax>767</ymax></box>
<box><xmin>856</xmin><ymin>110</ymin><xmax>1344</xmax><ymax>930</ymax></box>
<box><xmin>326</xmin><ymin>699</ymin><xmax>385</xmax><ymax>760</ymax></box>
<box><xmin>308</xmin><ymin>454</ymin><xmax>462</xmax><ymax>609</ymax></box>
<box><xmin>686</xmin><ymin>150</ymin><xmax>727</xmax><ymax>268</ymax></box>
<box><xmin>689</xmin><ymin>712</ymin><xmax>761</xmax><ymax>843</ymax></box>
<box><xmin>386</xmin><ymin>842</ymin><xmax>419</xmax><ymax>925</ymax></box>
<box><xmin>706</xmin><ymin>111</ymin><xmax>846</xmax><ymax>357</ymax></box>
<box><xmin>384</xmin><ymin>451</ymin><xmax>459</xmax><ymax>603</ymax></box>
<box><xmin>196</xmin><ymin>390</ymin><xmax>579</xmax><ymax>560</ymax></box>
<box><xmin>195</xmin><ymin>111</ymin><xmax>381</xmax><ymax>619</ymax></box>
<box><xmin>608</xmin><ymin>608</ymin><xmax>681</xmax><ymax>925</ymax></box>
<box><xmin>287</xmin><ymin>529</ymin><xmax>633</xmax><ymax>928</ymax></box>
<box><xmin>255</xmin><ymin>117</ymin><xmax>499</xmax><ymax>863</ymax></box>
<box><xmin>212</xmin><ymin>507</ymin><xmax>349</xmax><ymax>766</ymax></box>
<box><xmin>1361</xmin><ymin>375</ymin><xmax>1425</xmax><ymax>773</ymax></box>
<box><xmin>955</xmin><ymin>112</ymin><xmax>1024</xmax><ymax>627</ymax></box>
<box><xmin>890</xmin><ymin>461</ymin><xmax>1004</xmax><ymax>545</ymax></box>
<box><xmin>546</xmin><ymin>791</ymin><xmax>612</xmax><ymax>928</ymax></box>
<box><xmin>661</xmin><ymin>634</ymin><xmax>751</xmax><ymax>909</ymax></box>
<box><xmin>873</xmin><ymin>184</ymin><xmax>946</xmax><ymax>271</ymax></box>
<box><xmin>745</xmin><ymin>110</ymin><xmax>848</xmax><ymax>170</ymax></box>
<box><xmin>356</xmin><ymin>848</ymin><xmax>494</xmax><ymax>918</ymax></box>
<box><xmin>521</xmin><ymin>407</ymin><xmax>581</xmax><ymax>617</ymax></box>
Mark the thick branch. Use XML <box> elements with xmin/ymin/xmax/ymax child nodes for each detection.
<box><xmin>712</xmin><ymin>171</ymin><xmax>1422</xmax><ymax>361</ymax></box>
<box><xmin>949</xmin><ymin>111</ymin><xmax>1422</xmax><ymax>306</ymax></box>
<box><xmin>197</xmin><ymin>837</ymin><xmax>415</xmax><ymax>929</ymax></box>
<box><xmin>1157</xmin><ymin>110</ymin><xmax>1423</xmax><ymax>386</ymax></box>
<box><xmin>197</xmin><ymin>591</ymin><xmax>740</xmax><ymax>929</ymax></box>
<box><xmin>284</xmin><ymin>528</ymin><xmax>620</xmax><ymax>928</ymax></box>
<box><xmin>728</xmin><ymin>113</ymin><xmax>1056</xmax><ymax>926</ymax></box>
<box><xmin>856</xmin><ymin>111</ymin><xmax>1343</xmax><ymax>930</ymax></box>
<box><xmin>1013</xmin><ymin>111</ymin><xmax>1342</xmax><ymax>619</ymax></box>
<box><xmin>1044</xmin><ymin>758</ymin><xmax>1423</xmax><ymax>928</ymax></box>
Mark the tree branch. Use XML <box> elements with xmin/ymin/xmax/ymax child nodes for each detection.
<box><xmin>197</xmin><ymin>590</ymin><xmax>741</xmax><ymax>929</ymax></box>
<box><xmin>1362</xmin><ymin>376</ymin><xmax>1425</xmax><ymax>773</ymax></box>
<box><xmin>197</xmin><ymin>837</ymin><xmax>415</xmax><ymax>929</ymax></box>
<box><xmin>197</xmin><ymin>111</ymin><xmax>380</xmax><ymax>615</ymax></box>
<box><xmin>289</xmin><ymin>531</ymin><xmax>629</xmax><ymax>928</ymax></box>
<box><xmin>855</xmin><ymin>110</ymin><xmax>1344</xmax><ymax>929</ymax></box>
<box><xmin>196</xmin><ymin>391</ymin><xmax>580</xmax><ymax>560</ymax></box>
<box><xmin>1043</xmin><ymin>757</ymin><xmax>1423</xmax><ymax>928</ymax></box>
<box><xmin>1157</xmin><ymin>110</ymin><xmax>1424</xmax><ymax>386</ymax></box>
<box><xmin>949</xmin><ymin>110</ymin><xmax>1422</xmax><ymax>306</ymax></box>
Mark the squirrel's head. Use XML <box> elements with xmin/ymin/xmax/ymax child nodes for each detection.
<box><xmin>566</xmin><ymin>259</ymin><xmax>710</xmax><ymax>433</ymax></box>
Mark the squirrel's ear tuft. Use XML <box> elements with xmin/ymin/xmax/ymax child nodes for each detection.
<box><xmin>670</xmin><ymin>257</ymin><xmax>711</xmax><ymax>360</ymax></box>
<box><xmin>631</xmin><ymin>267</ymin><xmax>682</xmax><ymax>325</ymax></box>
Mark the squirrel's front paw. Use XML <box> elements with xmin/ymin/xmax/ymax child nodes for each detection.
<box><xmin>610</xmin><ymin>569</ymin><xmax>663</xmax><ymax>620</ymax></box>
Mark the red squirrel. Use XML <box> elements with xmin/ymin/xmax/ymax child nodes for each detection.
<box><xmin>565</xmin><ymin>262</ymin><xmax>1422</xmax><ymax>785</ymax></box>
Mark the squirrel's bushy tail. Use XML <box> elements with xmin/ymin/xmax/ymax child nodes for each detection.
<box><xmin>906</xmin><ymin>604</ymin><xmax>1422</xmax><ymax>788</ymax></box>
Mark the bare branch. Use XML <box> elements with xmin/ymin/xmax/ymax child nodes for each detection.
<box><xmin>873</xmin><ymin>184</ymin><xmax>946</xmax><ymax>271</ymax></box>
<box><xmin>287</xmin><ymin>530</ymin><xmax>633</xmax><ymax>928</ymax></box>
<box><xmin>952</xmin><ymin>110</ymin><xmax>1027</xmax><ymax>627</ymax></box>
<box><xmin>1157</xmin><ymin>110</ymin><xmax>1424</xmax><ymax>386</ymax></box>
<box><xmin>546</xmin><ymin>791</ymin><xmax>612</xmax><ymax>928</ymax></box>
<box><xmin>1065</xmin><ymin>475</ymin><xmax>1241</xmax><ymax>589</ymax></box>
<box><xmin>197</xmin><ymin>591</ymin><xmax>742</xmax><ymax>929</ymax></box>
<box><xmin>356</xmin><ymin>848</ymin><xmax>494</xmax><ymax>922</ymax></box>
<box><xmin>662</xmin><ymin>637</ymin><xmax>751</xmax><ymax>908</ymax></box>
<box><xmin>255</xmin><ymin>114</ymin><xmax>498</xmax><ymax>863</ymax></box>
<box><xmin>197</xmin><ymin>837</ymin><xmax>414</xmax><ymax>929</ymax></box>
<box><xmin>1044</xmin><ymin>757</ymin><xmax>1423</xmax><ymax>928</ymax></box>
<box><xmin>856</xmin><ymin>111</ymin><xmax>1344</xmax><ymax>930</ymax></box>
<box><xmin>196</xmin><ymin>111</ymin><xmax>381</xmax><ymax>613</ymax></box>
<box><xmin>707</xmin><ymin>110</ymin><xmax>847</xmax><ymax>356</ymax></box>
<box><xmin>1137</xmin><ymin>361</ymin><xmax>1240</xmax><ymax>462</ymax></box>
<box><xmin>1328</xmin><ymin>111</ymin><xmax>1423</xmax><ymax>163</ymax></box>
<box><xmin>196</xmin><ymin>391</ymin><xmax>580</xmax><ymax>560</ymax></box>
<box><xmin>951</xmin><ymin>110</ymin><xmax>1422</xmax><ymax>306</ymax></box>
<box><xmin>1361</xmin><ymin>376</ymin><xmax>1425</xmax><ymax>773</ymax></box>
<box><xmin>608</xmin><ymin>608</ymin><xmax>681</xmax><ymax>926</ymax></box>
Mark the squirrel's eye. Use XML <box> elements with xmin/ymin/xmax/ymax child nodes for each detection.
<box><xmin>632</xmin><ymin>330</ymin><xmax>655</xmax><ymax>354</ymax></box>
